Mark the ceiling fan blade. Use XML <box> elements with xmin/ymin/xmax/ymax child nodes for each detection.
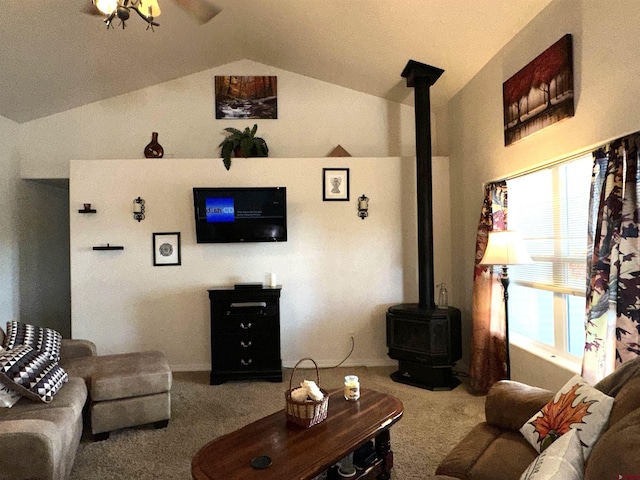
<box><xmin>171</xmin><ymin>0</ymin><xmax>221</xmax><ymax>24</ymax></box>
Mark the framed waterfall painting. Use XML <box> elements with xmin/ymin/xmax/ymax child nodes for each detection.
<box><xmin>215</xmin><ymin>76</ymin><xmax>278</xmax><ymax>119</ymax></box>
<box><xmin>503</xmin><ymin>34</ymin><xmax>574</xmax><ymax>146</ymax></box>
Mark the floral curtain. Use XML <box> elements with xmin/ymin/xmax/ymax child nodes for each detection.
<box><xmin>583</xmin><ymin>134</ymin><xmax>640</xmax><ymax>384</ymax></box>
<box><xmin>469</xmin><ymin>181</ymin><xmax>508</xmax><ymax>394</ymax></box>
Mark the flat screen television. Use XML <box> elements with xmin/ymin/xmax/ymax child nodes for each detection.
<box><xmin>193</xmin><ymin>187</ymin><xmax>287</xmax><ymax>243</ymax></box>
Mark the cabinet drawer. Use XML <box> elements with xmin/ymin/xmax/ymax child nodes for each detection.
<box><xmin>213</xmin><ymin>332</ymin><xmax>280</xmax><ymax>353</ymax></box>
<box><xmin>215</xmin><ymin>302</ymin><xmax>278</xmax><ymax>316</ymax></box>
<box><xmin>215</xmin><ymin>314</ymin><xmax>278</xmax><ymax>334</ymax></box>
<box><xmin>212</xmin><ymin>334</ymin><xmax>281</xmax><ymax>371</ymax></box>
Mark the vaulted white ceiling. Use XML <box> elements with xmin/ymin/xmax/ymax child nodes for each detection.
<box><xmin>1</xmin><ymin>0</ymin><xmax>553</xmax><ymax>124</ymax></box>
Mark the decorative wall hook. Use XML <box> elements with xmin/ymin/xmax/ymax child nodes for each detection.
<box><xmin>357</xmin><ymin>194</ymin><xmax>369</xmax><ymax>220</ymax></box>
<box><xmin>133</xmin><ymin>196</ymin><xmax>145</xmax><ymax>222</ymax></box>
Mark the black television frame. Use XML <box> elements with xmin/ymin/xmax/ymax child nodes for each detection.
<box><xmin>193</xmin><ymin>187</ymin><xmax>287</xmax><ymax>243</ymax></box>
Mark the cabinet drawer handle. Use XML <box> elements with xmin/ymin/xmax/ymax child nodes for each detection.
<box><xmin>240</xmin><ymin>358</ymin><xmax>253</xmax><ymax>366</ymax></box>
<box><xmin>230</xmin><ymin>302</ymin><xmax>267</xmax><ymax>308</ymax></box>
<box><xmin>240</xmin><ymin>340</ymin><xmax>252</xmax><ymax>348</ymax></box>
<box><xmin>240</xmin><ymin>322</ymin><xmax>252</xmax><ymax>329</ymax></box>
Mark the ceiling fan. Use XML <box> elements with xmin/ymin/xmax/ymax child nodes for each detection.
<box><xmin>87</xmin><ymin>0</ymin><xmax>221</xmax><ymax>30</ymax></box>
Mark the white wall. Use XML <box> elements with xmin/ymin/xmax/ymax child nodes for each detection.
<box><xmin>0</xmin><ymin>115</ymin><xmax>20</xmax><ymax>324</ymax></box>
<box><xmin>70</xmin><ymin>156</ymin><xmax>452</xmax><ymax>371</ymax></box>
<box><xmin>18</xmin><ymin>59</ymin><xmax>417</xmax><ymax>179</ymax></box>
<box><xmin>15</xmin><ymin>57</ymin><xmax>448</xmax><ymax>362</ymax></box>
<box><xmin>448</xmin><ymin>0</ymin><xmax>640</xmax><ymax>390</ymax></box>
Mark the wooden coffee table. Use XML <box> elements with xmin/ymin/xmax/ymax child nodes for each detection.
<box><xmin>191</xmin><ymin>389</ymin><xmax>404</xmax><ymax>480</ymax></box>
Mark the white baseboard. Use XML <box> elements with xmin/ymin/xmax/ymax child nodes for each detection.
<box><xmin>170</xmin><ymin>363</ymin><xmax>210</xmax><ymax>372</ymax></box>
<box><xmin>169</xmin><ymin>359</ymin><xmax>397</xmax><ymax>372</ymax></box>
<box><xmin>282</xmin><ymin>358</ymin><xmax>397</xmax><ymax>369</ymax></box>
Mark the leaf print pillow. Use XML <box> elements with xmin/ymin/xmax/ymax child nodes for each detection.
<box><xmin>520</xmin><ymin>374</ymin><xmax>613</xmax><ymax>460</ymax></box>
<box><xmin>520</xmin><ymin>429</ymin><xmax>583</xmax><ymax>480</ymax></box>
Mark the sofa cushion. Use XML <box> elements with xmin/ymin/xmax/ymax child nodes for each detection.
<box><xmin>3</xmin><ymin>321</ymin><xmax>63</xmax><ymax>363</ymax></box>
<box><xmin>0</xmin><ymin>378</ymin><xmax>21</xmax><ymax>408</ymax></box>
<box><xmin>0</xmin><ymin>344</ymin><xmax>68</xmax><ymax>403</ymax></box>
<box><xmin>583</xmin><ymin>408</ymin><xmax>640</xmax><ymax>480</ymax></box>
<box><xmin>435</xmin><ymin>422</ymin><xmax>504</xmax><ymax>479</ymax></box>
<box><xmin>0</xmin><ymin>406</ymin><xmax>82</xmax><ymax>480</ymax></box>
<box><xmin>520</xmin><ymin>429</ymin><xmax>584</xmax><ymax>480</ymax></box>
<box><xmin>520</xmin><ymin>375</ymin><xmax>613</xmax><ymax>459</ymax></box>
<box><xmin>593</xmin><ymin>355</ymin><xmax>640</xmax><ymax>398</ymax></box>
<box><xmin>63</xmin><ymin>350</ymin><xmax>171</xmax><ymax>402</ymax></box>
<box><xmin>0</xmin><ymin>346</ymin><xmax>21</xmax><ymax>408</ymax></box>
<box><xmin>0</xmin><ymin>377</ymin><xmax>87</xmax><ymax>419</ymax></box>
<box><xmin>470</xmin><ymin>430</ymin><xmax>538</xmax><ymax>480</ymax></box>
<box><xmin>603</xmin><ymin>375</ymin><xmax>640</xmax><ymax>427</ymax></box>
<box><xmin>486</xmin><ymin>380</ymin><xmax>554</xmax><ymax>431</ymax></box>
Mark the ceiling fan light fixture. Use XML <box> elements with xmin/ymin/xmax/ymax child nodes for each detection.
<box><xmin>137</xmin><ymin>0</ymin><xmax>161</xmax><ymax>18</ymax></box>
<box><xmin>94</xmin><ymin>0</ymin><xmax>118</xmax><ymax>15</ymax></box>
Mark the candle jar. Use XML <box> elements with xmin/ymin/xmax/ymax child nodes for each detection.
<box><xmin>338</xmin><ymin>452</ymin><xmax>356</xmax><ymax>477</ymax></box>
<box><xmin>344</xmin><ymin>375</ymin><xmax>360</xmax><ymax>401</ymax></box>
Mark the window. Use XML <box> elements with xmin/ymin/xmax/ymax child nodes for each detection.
<box><xmin>507</xmin><ymin>154</ymin><xmax>592</xmax><ymax>360</ymax></box>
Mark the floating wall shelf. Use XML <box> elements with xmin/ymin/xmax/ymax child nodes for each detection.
<box><xmin>93</xmin><ymin>244</ymin><xmax>124</xmax><ymax>251</ymax></box>
<box><xmin>79</xmin><ymin>209</ymin><xmax>97</xmax><ymax>213</ymax></box>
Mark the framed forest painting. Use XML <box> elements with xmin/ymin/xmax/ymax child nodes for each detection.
<box><xmin>215</xmin><ymin>76</ymin><xmax>277</xmax><ymax>119</ymax></box>
<box><xmin>503</xmin><ymin>34</ymin><xmax>574</xmax><ymax>146</ymax></box>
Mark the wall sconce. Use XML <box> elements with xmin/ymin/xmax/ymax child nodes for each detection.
<box><xmin>133</xmin><ymin>196</ymin><xmax>145</xmax><ymax>222</ymax></box>
<box><xmin>357</xmin><ymin>194</ymin><xmax>369</xmax><ymax>220</ymax></box>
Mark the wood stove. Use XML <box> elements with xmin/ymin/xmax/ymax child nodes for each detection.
<box><xmin>386</xmin><ymin>60</ymin><xmax>462</xmax><ymax>391</ymax></box>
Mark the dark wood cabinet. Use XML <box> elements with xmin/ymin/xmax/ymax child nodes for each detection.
<box><xmin>208</xmin><ymin>286</ymin><xmax>282</xmax><ymax>385</ymax></box>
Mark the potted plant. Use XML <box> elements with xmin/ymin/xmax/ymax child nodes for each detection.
<box><xmin>218</xmin><ymin>124</ymin><xmax>269</xmax><ymax>170</ymax></box>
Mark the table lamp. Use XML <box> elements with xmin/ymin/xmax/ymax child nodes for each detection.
<box><xmin>479</xmin><ymin>230</ymin><xmax>533</xmax><ymax>379</ymax></box>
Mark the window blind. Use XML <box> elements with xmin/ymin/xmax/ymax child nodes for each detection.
<box><xmin>507</xmin><ymin>155</ymin><xmax>592</xmax><ymax>297</ymax></box>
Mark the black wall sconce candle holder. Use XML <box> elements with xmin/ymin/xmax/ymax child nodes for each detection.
<box><xmin>357</xmin><ymin>194</ymin><xmax>369</xmax><ymax>220</ymax></box>
<box><xmin>133</xmin><ymin>197</ymin><xmax>146</xmax><ymax>222</ymax></box>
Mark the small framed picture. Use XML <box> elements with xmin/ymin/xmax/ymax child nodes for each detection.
<box><xmin>323</xmin><ymin>168</ymin><xmax>350</xmax><ymax>201</ymax></box>
<box><xmin>153</xmin><ymin>232</ymin><xmax>181</xmax><ymax>266</ymax></box>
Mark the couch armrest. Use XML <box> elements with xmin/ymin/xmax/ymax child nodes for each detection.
<box><xmin>435</xmin><ymin>422</ymin><xmax>503</xmax><ymax>479</ymax></box>
<box><xmin>60</xmin><ymin>338</ymin><xmax>97</xmax><ymax>360</ymax></box>
<box><xmin>0</xmin><ymin>419</ymin><xmax>63</xmax><ymax>479</ymax></box>
<box><xmin>485</xmin><ymin>380</ymin><xmax>554</xmax><ymax>431</ymax></box>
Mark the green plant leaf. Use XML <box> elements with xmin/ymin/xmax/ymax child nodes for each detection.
<box><xmin>254</xmin><ymin>137</ymin><xmax>268</xmax><ymax>156</ymax></box>
<box><xmin>221</xmin><ymin>142</ymin><xmax>234</xmax><ymax>164</ymax></box>
<box><xmin>240</xmin><ymin>137</ymin><xmax>254</xmax><ymax>156</ymax></box>
<box><xmin>217</xmin><ymin>125</ymin><xmax>269</xmax><ymax>168</ymax></box>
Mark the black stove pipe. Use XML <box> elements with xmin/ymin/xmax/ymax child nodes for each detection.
<box><xmin>401</xmin><ymin>60</ymin><xmax>444</xmax><ymax>310</ymax></box>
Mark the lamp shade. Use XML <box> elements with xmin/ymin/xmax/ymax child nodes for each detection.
<box><xmin>138</xmin><ymin>0</ymin><xmax>161</xmax><ymax>17</ymax></box>
<box><xmin>480</xmin><ymin>230</ymin><xmax>533</xmax><ymax>266</ymax></box>
<box><xmin>95</xmin><ymin>0</ymin><xmax>118</xmax><ymax>15</ymax></box>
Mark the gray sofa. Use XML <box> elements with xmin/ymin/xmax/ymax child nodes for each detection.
<box><xmin>0</xmin><ymin>327</ymin><xmax>172</xmax><ymax>480</ymax></box>
<box><xmin>0</xmin><ymin>333</ymin><xmax>94</xmax><ymax>480</ymax></box>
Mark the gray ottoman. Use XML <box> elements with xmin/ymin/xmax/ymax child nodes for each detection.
<box><xmin>63</xmin><ymin>350</ymin><xmax>172</xmax><ymax>440</ymax></box>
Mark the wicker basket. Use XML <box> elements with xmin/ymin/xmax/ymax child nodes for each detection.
<box><xmin>285</xmin><ymin>357</ymin><xmax>329</xmax><ymax>428</ymax></box>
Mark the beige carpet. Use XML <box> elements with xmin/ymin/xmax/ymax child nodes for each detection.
<box><xmin>69</xmin><ymin>366</ymin><xmax>486</xmax><ymax>479</ymax></box>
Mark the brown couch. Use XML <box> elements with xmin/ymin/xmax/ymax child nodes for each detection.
<box><xmin>429</xmin><ymin>356</ymin><xmax>640</xmax><ymax>480</ymax></box>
